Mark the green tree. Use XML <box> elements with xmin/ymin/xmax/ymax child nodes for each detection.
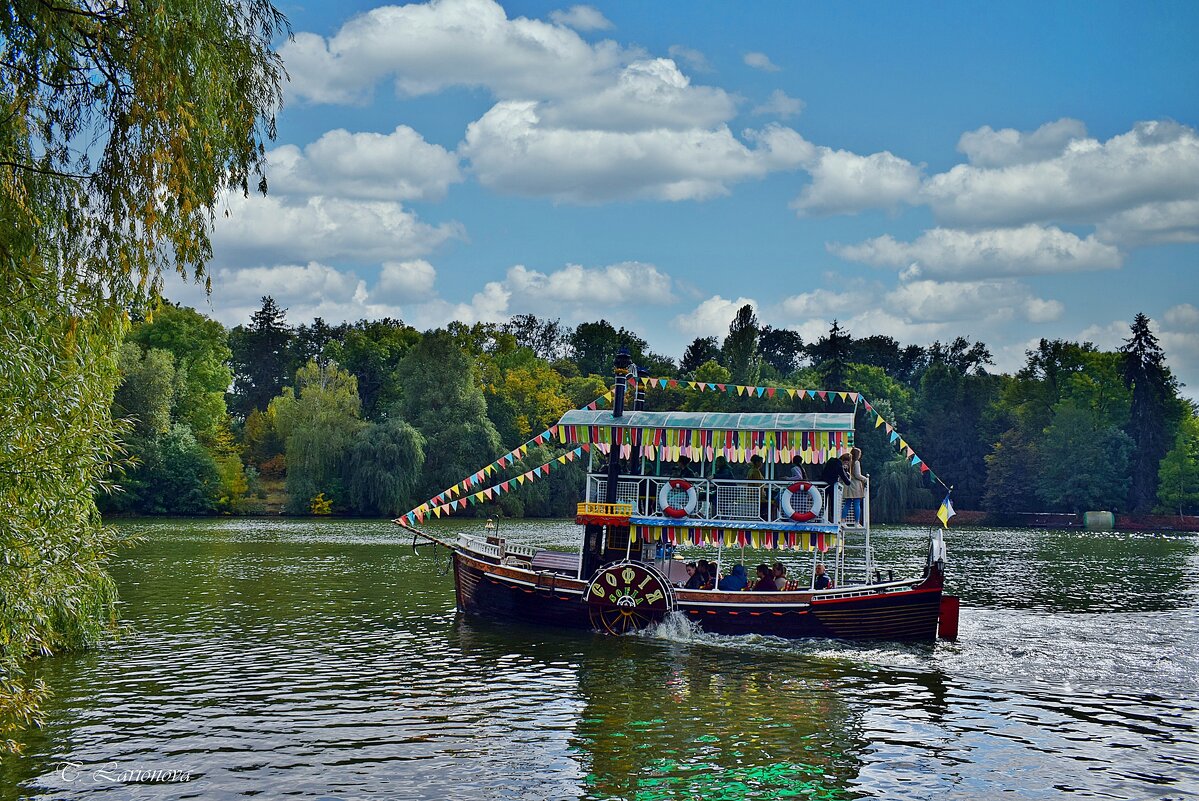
<box><xmin>1036</xmin><ymin>401</ymin><xmax>1134</xmax><ymax>512</ymax></box>
<box><xmin>758</xmin><ymin>326</ymin><xmax>804</xmax><ymax>377</ymax></box>
<box><xmin>843</xmin><ymin>363</ymin><xmax>915</xmax><ymax>480</ymax></box>
<box><xmin>1121</xmin><ymin>313</ymin><xmax>1181</xmax><ymax>512</ymax></box>
<box><xmin>129</xmin><ymin>301</ymin><xmax>233</xmax><ymax>444</ymax></box>
<box><xmin>325</xmin><ymin>319</ymin><xmax>420</xmax><ymax>420</ymax></box>
<box><xmin>101</xmin><ymin>425</ymin><xmax>221</xmax><ymax>515</ymax></box>
<box><xmin>683</xmin><ymin>361</ymin><xmax>736</xmax><ymax>412</ymax></box>
<box><xmin>229</xmin><ymin>296</ymin><xmax>294</xmax><ymax>418</ymax></box>
<box><xmin>568</xmin><ymin>320</ymin><xmax>650</xmax><ymax>378</ymax></box>
<box><xmin>397</xmin><ymin>331</ymin><xmax>503</xmax><ymax>499</ymax></box>
<box><xmin>0</xmin><ymin>0</ymin><xmax>285</xmax><ymax>749</ymax></box>
<box><xmin>346</xmin><ymin>418</ymin><xmax>425</xmax><ymax>516</ymax></box>
<box><xmin>1157</xmin><ymin>413</ymin><xmax>1199</xmax><ymax>515</ymax></box>
<box><xmin>910</xmin><ymin>363</ymin><xmax>1001</xmax><ymax>509</ymax></box>
<box><xmin>808</xmin><ymin>320</ymin><xmax>853</xmax><ymax>388</ymax></box>
<box><xmin>292</xmin><ymin>317</ymin><xmax>348</xmax><ymax>369</ymax></box>
<box><xmin>480</xmin><ymin>346</ymin><xmax>572</xmax><ymax>446</ymax></box>
<box><xmin>982</xmin><ymin>429</ymin><xmax>1041</xmax><ymax>514</ymax></box>
<box><xmin>112</xmin><ymin>344</ymin><xmax>176</xmax><ymax>437</ymax></box>
<box><xmin>872</xmin><ymin>457</ymin><xmax>934</xmax><ymax>523</ymax></box>
<box><xmin>721</xmin><ymin>304</ymin><xmax>761</xmax><ymax>386</ymax></box>
<box><xmin>680</xmin><ymin>336</ymin><xmax>722</xmax><ymax>375</ymax></box>
<box><xmin>503</xmin><ymin>314</ymin><xmax>569</xmax><ymax>361</ymax></box>
<box><xmin>270</xmin><ymin>361</ymin><xmax>364</xmax><ymax>514</ymax></box>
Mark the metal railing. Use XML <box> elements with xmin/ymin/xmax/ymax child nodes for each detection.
<box><xmin>586</xmin><ymin>474</ymin><xmax>850</xmax><ymax>526</ymax></box>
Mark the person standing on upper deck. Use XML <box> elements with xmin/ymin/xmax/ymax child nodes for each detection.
<box><xmin>843</xmin><ymin>447</ymin><xmax>867</xmax><ymax>525</ymax></box>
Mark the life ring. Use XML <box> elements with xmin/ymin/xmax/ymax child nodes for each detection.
<box><xmin>658</xmin><ymin>479</ymin><xmax>698</xmax><ymax>519</ymax></box>
<box><xmin>779</xmin><ymin>481</ymin><xmax>822</xmax><ymax>522</ymax></box>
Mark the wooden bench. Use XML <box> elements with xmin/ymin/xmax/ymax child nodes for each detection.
<box><xmin>530</xmin><ymin>550</ymin><xmax>581</xmax><ymax>576</ymax></box>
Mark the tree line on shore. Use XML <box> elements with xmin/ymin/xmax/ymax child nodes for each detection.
<box><xmin>102</xmin><ymin>297</ymin><xmax>1199</xmax><ymax>521</ymax></box>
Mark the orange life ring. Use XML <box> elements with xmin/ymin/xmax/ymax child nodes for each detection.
<box><xmin>658</xmin><ymin>479</ymin><xmax>698</xmax><ymax>519</ymax></box>
<box><xmin>779</xmin><ymin>481</ymin><xmax>822</xmax><ymax>522</ymax></box>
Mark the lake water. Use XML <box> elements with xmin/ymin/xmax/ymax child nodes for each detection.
<box><xmin>2</xmin><ymin>518</ymin><xmax>1198</xmax><ymax>800</ymax></box>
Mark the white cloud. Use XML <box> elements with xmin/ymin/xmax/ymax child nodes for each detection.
<box><xmin>668</xmin><ymin>45</ymin><xmax>711</xmax><ymax>73</ymax></box>
<box><xmin>281</xmin><ymin>0</ymin><xmax>631</xmax><ymax>104</ymax></box>
<box><xmin>537</xmin><ymin>58</ymin><xmax>737</xmax><ymax>132</ymax></box>
<box><xmin>673</xmin><ymin>295</ymin><xmax>757</xmax><ymax>338</ymax></box>
<box><xmin>887</xmin><ymin>279</ymin><xmax>1063</xmax><ymax>324</ymax></box>
<box><xmin>1165</xmin><ymin>303</ymin><xmax>1199</xmax><ymax>329</ymax></box>
<box><xmin>924</xmin><ymin>120</ymin><xmax>1199</xmax><ymax>229</ymax></box>
<box><xmin>957</xmin><ymin>118</ymin><xmax>1088</xmax><ymax>167</ymax></box>
<box><xmin>753</xmin><ymin>89</ymin><xmax>804</xmax><ymax>119</ymax></box>
<box><xmin>549</xmin><ymin>5</ymin><xmax>613</xmax><ymax>31</ymax></box>
<box><xmin>775</xmin><ymin>273</ymin><xmax>1060</xmax><ymax>333</ymax></box>
<box><xmin>1024</xmin><ymin>296</ymin><xmax>1065</xmax><ymax>324</ymax></box>
<box><xmin>791</xmin><ymin>147</ymin><xmax>922</xmax><ymax>216</ymax></box>
<box><xmin>166</xmin><ymin>262</ymin><xmax>389</xmax><ymax>327</ymax></box>
<box><xmin>268</xmin><ymin>125</ymin><xmax>462</xmax><ymax>201</ymax></box>
<box><xmin>743</xmin><ymin>52</ymin><xmax>779</xmax><ymax>72</ymax></box>
<box><xmin>779</xmin><ymin>287</ymin><xmax>865</xmax><ymax>319</ymax></box>
<box><xmin>463</xmin><ymin>102</ymin><xmax>810</xmax><ymax>202</ymax></box>
<box><xmin>831</xmin><ymin>224</ymin><xmax>1122</xmax><ymax>278</ymax></box>
<box><xmin>213</xmin><ymin>192</ymin><xmax>462</xmax><ymax>266</ymax></box>
<box><xmin>1095</xmin><ymin>198</ymin><xmax>1199</xmax><ymax>246</ymax></box>
<box><xmin>505</xmin><ymin>262</ymin><xmax>675</xmax><ymax>305</ymax></box>
<box><xmin>377</xmin><ymin>260</ymin><xmax>437</xmax><ymax>300</ymax></box>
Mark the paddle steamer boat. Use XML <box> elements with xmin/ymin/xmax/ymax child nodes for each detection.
<box><xmin>397</xmin><ymin>352</ymin><xmax>957</xmax><ymax>642</ymax></box>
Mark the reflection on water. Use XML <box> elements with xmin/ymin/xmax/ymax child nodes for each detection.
<box><xmin>1</xmin><ymin>518</ymin><xmax>1197</xmax><ymax>800</ymax></box>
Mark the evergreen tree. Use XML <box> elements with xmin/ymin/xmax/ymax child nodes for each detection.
<box><xmin>1121</xmin><ymin>313</ymin><xmax>1179</xmax><ymax>512</ymax></box>
<box><xmin>229</xmin><ymin>296</ymin><xmax>294</xmax><ymax>417</ymax></box>
<box><xmin>808</xmin><ymin>320</ymin><xmax>852</xmax><ymax>388</ymax></box>
<box><xmin>680</xmin><ymin>336</ymin><xmax>722</xmax><ymax>374</ymax></box>
<box><xmin>721</xmin><ymin>304</ymin><xmax>761</xmax><ymax>385</ymax></box>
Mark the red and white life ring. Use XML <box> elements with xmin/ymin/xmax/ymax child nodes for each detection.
<box><xmin>779</xmin><ymin>481</ymin><xmax>822</xmax><ymax>522</ymax></box>
<box><xmin>658</xmin><ymin>479</ymin><xmax>698</xmax><ymax>519</ymax></box>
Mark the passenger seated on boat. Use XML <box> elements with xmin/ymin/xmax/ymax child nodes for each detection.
<box><xmin>718</xmin><ymin>563</ymin><xmax>748</xmax><ymax>591</ymax></box>
<box><xmin>697</xmin><ymin>559</ymin><xmax>715</xmax><ymax>589</ymax></box>
<box><xmin>672</xmin><ymin>455</ymin><xmax>697</xmax><ymax>479</ymax></box>
<box><xmin>752</xmin><ymin>564</ymin><xmax>778</xmax><ymax>591</ymax></box>
<box><xmin>682</xmin><ymin>562</ymin><xmax>705</xmax><ymax>590</ymax></box>
<box><xmin>813</xmin><ymin>563</ymin><xmax>832</xmax><ymax>590</ymax></box>
<box><xmin>772</xmin><ymin>562</ymin><xmax>788</xmax><ymax>590</ymax></box>
<box><xmin>787</xmin><ymin>456</ymin><xmax>805</xmax><ymax>481</ymax></box>
<box><xmin>712</xmin><ymin>456</ymin><xmax>733</xmax><ymax>480</ymax></box>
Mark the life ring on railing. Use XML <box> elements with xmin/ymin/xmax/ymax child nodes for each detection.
<box><xmin>658</xmin><ymin>479</ymin><xmax>698</xmax><ymax>519</ymax></box>
<box><xmin>780</xmin><ymin>481</ymin><xmax>822</xmax><ymax>522</ymax></box>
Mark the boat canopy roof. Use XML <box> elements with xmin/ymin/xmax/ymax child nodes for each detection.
<box><xmin>556</xmin><ymin>409</ymin><xmax>855</xmax><ymax>432</ymax></box>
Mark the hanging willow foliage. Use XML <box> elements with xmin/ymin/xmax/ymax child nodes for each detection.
<box><xmin>0</xmin><ymin>0</ymin><xmax>287</xmax><ymax>752</ymax></box>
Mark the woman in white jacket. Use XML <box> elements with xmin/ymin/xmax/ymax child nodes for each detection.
<box><xmin>843</xmin><ymin>447</ymin><xmax>867</xmax><ymax>524</ymax></box>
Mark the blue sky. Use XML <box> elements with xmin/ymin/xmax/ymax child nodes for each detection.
<box><xmin>171</xmin><ymin>0</ymin><xmax>1199</xmax><ymax>394</ymax></box>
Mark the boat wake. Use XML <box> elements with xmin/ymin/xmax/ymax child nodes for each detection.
<box><xmin>638</xmin><ymin>611</ymin><xmax>709</xmax><ymax>643</ymax></box>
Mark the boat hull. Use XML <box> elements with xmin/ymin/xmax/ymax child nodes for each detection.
<box><xmin>453</xmin><ymin>550</ymin><xmax>944</xmax><ymax>642</ymax></box>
